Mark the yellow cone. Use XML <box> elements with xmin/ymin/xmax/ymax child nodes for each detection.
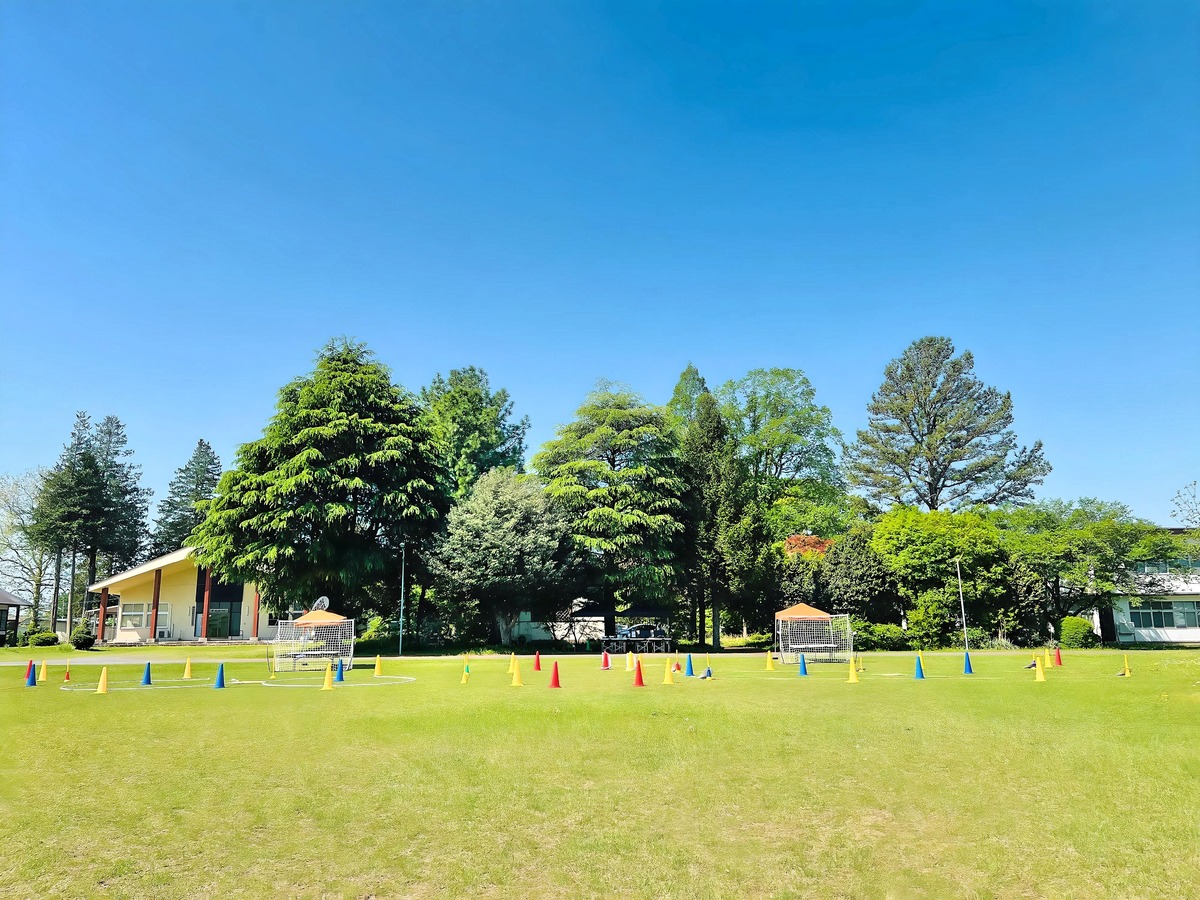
<box><xmin>38</xmin><ymin>660</ymin><xmax>48</xmax><ymax>683</ymax></box>
<box><xmin>706</xmin><ymin>653</ymin><xmax>711</xmax><ymax>670</ymax></box>
<box><xmin>846</xmin><ymin>657</ymin><xmax>859</xmax><ymax>684</ymax></box>
<box><xmin>95</xmin><ymin>667</ymin><xmax>109</xmax><ymax>695</ymax></box>
<box><xmin>374</xmin><ymin>655</ymin><xmax>383</xmax><ymax>677</ymax></box>
<box><xmin>1122</xmin><ymin>654</ymin><xmax>1132</xmax><ymax>677</ymax></box>
<box><xmin>1035</xmin><ymin>657</ymin><xmax>1046</xmax><ymax>682</ymax></box>
<box><xmin>918</xmin><ymin>650</ymin><xmax>925</xmax><ymax>670</ymax></box>
<box><xmin>625</xmin><ymin>651</ymin><xmax>634</xmax><ymax>672</ymax></box>
<box><xmin>663</xmin><ymin>658</ymin><xmax>676</xmax><ymax>685</ymax></box>
<box><xmin>765</xmin><ymin>651</ymin><xmax>776</xmax><ymax>672</ymax></box>
<box><xmin>1044</xmin><ymin>647</ymin><xmax>1053</xmax><ymax>668</ymax></box>
<box><xmin>857</xmin><ymin>654</ymin><xmax>865</xmax><ymax>672</ymax></box>
<box><xmin>460</xmin><ymin>666</ymin><xmax>470</xmax><ymax>685</ymax></box>
<box><xmin>511</xmin><ymin>658</ymin><xmax>523</xmax><ymax>687</ymax></box>
<box><xmin>321</xmin><ymin>661</ymin><xmax>334</xmax><ymax>691</ymax></box>
<box><xmin>182</xmin><ymin>657</ymin><xmax>193</xmax><ymax>679</ymax></box>
<box><xmin>507</xmin><ymin>652</ymin><xmax>516</xmax><ymax>675</ymax></box>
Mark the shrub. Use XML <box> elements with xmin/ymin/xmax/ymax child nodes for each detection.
<box><xmin>1060</xmin><ymin>616</ymin><xmax>1099</xmax><ymax>649</ymax></box>
<box><xmin>27</xmin><ymin>630</ymin><xmax>59</xmax><ymax>647</ymax></box>
<box><xmin>851</xmin><ymin>619</ymin><xmax>912</xmax><ymax>651</ymax></box>
<box><xmin>70</xmin><ymin>626</ymin><xmax>96</xmax><ymax>651</ymax></box>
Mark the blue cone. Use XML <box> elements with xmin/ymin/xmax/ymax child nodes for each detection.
<box><xmin>141</xmin><ymin>662</ymin><xmax>152</xmax><ymax>686</ymax></box>
<box><xmin>798</xmin><ymin>653</ymin><xmax>809</xmax><ymax>676</ymax></box>
<box><xmin>335</xmin><ymin>658</ymin><xmax>345</xmax><ymax>682</ymax></box>
<box><xmin>25</xmin><ymin>665</ymin><xmax>37</xmax><ymax>687</ymax></box>
<box><xmin>700</xmin><ymin>666</ymin><xmax>714</xmax><ymax>680</ymax></box>
<box><xmin>915</xmin><ymin>655</ymin><xmax>925</xmax><ymax>680</ymax></box>
<box><xmin>685</xmin><ymin>654</ymin><xmax>695</xmax><ymax>677</ymax></box>
<box><xmin>963</xmin><ymin>651</ymin><xmax>974</xmax><ymax>675</ymax></box>
<box><xmin>213</xmin><ymin>663</ymin><xmax>226</xmax><ymax>689</ymax></box>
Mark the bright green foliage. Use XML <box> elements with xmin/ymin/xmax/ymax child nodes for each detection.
<box><xmin>766</xmin><ymin>479</ymin><xmax>855</xmax><ymax>541</ymax></box>
<box><xmin>150</xmin><ymin>439</ymin><xmax>222</xmax><ymax>557</ymax></box>
<box><xmin>1059</xmin><ymin>615</ymin><xmax>1099</xmax><ymax>648</ymax></box>
<box><xmin>1169</xmin><ymin>480</ymin><xmax>1198</xmax><ymax>529</ymax></box>
<box><xmin>429</xmin><ymin>468</ymin><xmax>574</xmax><ymax>645</ymax></box>
<box><xmin>191</xmin><ymin>339</ymin><xmax>445</xmax><ymax>615</ymax></box>
<box><xmin>718</xmin><ymin>367</ymin><xmax>840</xmax><ymax>496</ymax></box>
<box><xmin>991</xmin><ymin>499</ymin><xmax>1181</xmax><ymax>629</ymax></box>
<box><xmin>822</xmin><ymin>526</ymin><xmax>903</xmax><ymax>623</ymax></box>
<box><xmin>666</xmin><ymin>362</ymin><xmax>708</xmax><ymax>426</ymax></box>
<box><xmin>848</xmin><ymin>336</ymin><xmax>1050</xmax><ymax>511</ymax></box>
<box><xmin>420</xmin><ymin>366</ymin><xmax>529</xmax><ymax>501</ymax></box>
<box><xmin>532</xmin><ymin>382</ymin><xmax>686</xmax><ymax>611</ymax></box>
<box><xmin>870</xmin><ymin>507</ymin><xmax>1009</xmax><ymax>646</ymax></box>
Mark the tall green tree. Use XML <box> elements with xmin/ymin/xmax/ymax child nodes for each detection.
<box><xmin>677</xmin><ymin>384</ymin><xmax>741</xmax><ymax>647</ymax></box>
<box><xmin>91</xmin><ymin>414</ymin><xmax>151</xmax><ymax>573</ymax></box>
<box><xmin>420</xmin><ymin>366</ymin><xmax>529</xmax><ymax>501</ymax></box>
<box><xmin>666</xmin><ymin>362</ymin><xmax>708</xmax><ymax>427</ymax></box>
<box><xmin>532</xmin><ymin>382</ymin><xmax>687</xmax><ymax>618</ymax></box>
<box><xmin>718</xmin><ymin>368</ymin><xmax>841</xmax><ymax>498</ymax></box>
<box><xmin>848</xmin><ymin>336</ymin><xmax>1050</xmax><ymax>511</ymax></box>
<box><xmin>192</xmin><ymin>339</ymin><xmax>445</xmax><ymax>617</ymax></box>
<box><xmin>429</xmin><ymin>468</ymin><xmax>575</xmax><ymax>645</ymax></box>
<box><xmin>150</xmin><ymin>439</ymin><xmax>222</xmax><ymax>557</ymax></box>
<box><xmin>822</xmin><ymin>526</ymin><xmax>903</xmax><ymax>623</ymax></box>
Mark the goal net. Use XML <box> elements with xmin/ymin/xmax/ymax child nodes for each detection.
<box><xmin>776</xmin><ymin>613</ymin><xmax>852</xmax><ymax>663</ymax></box>
<box><xmin>272</xmin><ymin>619</ymin><xmax>356</xmax><ymax>673</ymax></box>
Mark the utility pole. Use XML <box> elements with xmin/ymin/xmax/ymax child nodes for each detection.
<box><xmin>955</xmin><ymin>557</ymin><xmax>969</xmax><ymax>650</ymax></box>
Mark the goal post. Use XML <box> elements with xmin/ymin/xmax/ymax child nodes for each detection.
<box><xmin>775</xmin><ymin>612</ymin><xmax>852</xmax><ymax>663</ymax></box>
<box><xmin>272</xmin><ymin>618</ymin><xmax>356</xmax><ymax>673</ymax></box>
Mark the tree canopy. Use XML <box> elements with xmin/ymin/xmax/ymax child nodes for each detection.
<box><xmin>847</xmin><ymin>336</ymin><xmax>1050</xmax><ymax>511</ymax></box>
<box><xmin>191</xmin><ymin>339</ymin><xmax>445</xmax><ymax>615</ymax></box>
<box><xmin>532</xmin><ymin>382</ymin><xmax>686</xmax><ymax>612</ymax></box>
<box><xmin>150</xmin><ymin>439</ymin><xmax>222</xmax><ymax>558</ymax></box>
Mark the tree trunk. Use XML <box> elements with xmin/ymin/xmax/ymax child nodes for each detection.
<box><xmin>711</xmin><ymin>591</ymin><xmax>722</xmax><ymax>650</ymax></box>
<box><xmin>66</xmin><ymin>549</ymin><xmax>77</xmax><ymax>635</ymax></box>
<box><xmin>51</xmin><ymin>548</ymin><xmax>62</xmax><ymax>632</ymax></box>
<box><xmin>86</xmin><ymin>545</ymin><xmax>98</xmax><ymax>628</ymax></box>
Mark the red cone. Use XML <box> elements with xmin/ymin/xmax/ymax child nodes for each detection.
<box><xmin>601</xmin><ymin>651</ymin><xmax>611</xmax><ymax>670</ymax></box>
<box><xmin>633</xmin><ymin>659</ymin><xmax>646</xmax><ymax>687</ymax></box>
<box><xmin>1054</xmin><ymin>647</ymin><xmax>1063</xmax><ymax>667</ymax></box>
<box><xmin>549</xmin><ymin>661</ymin><xmax>561</xmax><ymax>688</ymax></box>
<box><xmin>24</xmin><ymin>659</ymin><xmax>33</xmax><ymax>681</ymax></box>
<box><xmin>673</xmin><ymin>662</ymin><xmax>682</xmax><ymax>672</ymax></box>
<box><xmin>534</xmin><ymin>651</ymin><xmax>542</xmax><ymax>671</ymax></box>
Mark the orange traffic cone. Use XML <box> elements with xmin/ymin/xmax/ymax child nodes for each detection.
<box><xmin>549</xmin><ymin>661</ymin><xmax>561</xmax><ymax>688</ymax></box>
<box><xmin>534</xmin><ymin>651</ymin><xmax>542</xmax><ymax>671</ymax></box>
<box><xmin>1054</xmin><ymin>647</ymin><xmax>1063</xmax><ymax>667</ymax></box>
<box><xmin>633</xmin><ymin>659</ymin><xmax>646</xmax><ymax>687</ymax></box>
<box><xmin>601</xmin><ymin>651</ymin><xmax>611</xmax><ymax>670</ymax></box>
<box><xmin>64</xmin><ymin>659</ymin><xmax>71</xmax><ymax>682</ymax></box>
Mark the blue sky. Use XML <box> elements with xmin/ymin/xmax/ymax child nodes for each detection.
<box><xmin>1</xmin><ymin>1</ymin><xmax>1197</xmax><ymax>524</ymax></box>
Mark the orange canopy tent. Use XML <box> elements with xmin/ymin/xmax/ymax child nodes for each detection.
<box><xmin>291</xmin><ymin>609</ymin><xmax>349</xmax><ymax>628</ymax></box>
<box><xmin>775</xmin><ymin>602</ymin><xmax>831</xmax><ymax>620</ymax></box>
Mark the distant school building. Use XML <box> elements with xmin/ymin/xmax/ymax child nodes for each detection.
<box><xmin>86</xmin><ymin>547</ymin><xmax>291</xmax><ymax>644</ymax></box>
<box><xmin>1099</xmin><ymin>559</ymin><xmax>1200</xmax><ymax>645</ymax></box>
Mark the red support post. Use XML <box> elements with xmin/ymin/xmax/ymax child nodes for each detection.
<box><xmin>252</xmin><ymin>591</ymin><xmax>260</xmax><ymax>640</ymax></box>
<box><xmin>200</xmin><ymin>569</ymin><xmax>212</xmax><ymax>641</ymax></box>
<box><xmin>97</xmin><ymin>587</ymin><xmax>109</xmax><ymax>643</ymax></box>
<box><xmin>149</xmin><ymin>568</ymin><xmax>162</xmax><ymax>643</ymax></box>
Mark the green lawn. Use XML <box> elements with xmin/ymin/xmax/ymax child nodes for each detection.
<box><xmin>2</xmin><ymin>648</ymin><xmax>1198</xmax><ymax>898</ymax></box>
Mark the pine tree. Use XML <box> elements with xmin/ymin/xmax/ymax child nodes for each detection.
<box><xmin>150</xmin><ymin>440</ymin><xmax>222</xmax><ymax>557</ymax></box>
<box><xmin>91</xmin><ymin>414</ymin><xmax>151</xmax><ymax>574</ymax></box>
<box><xmin>847</xmin><ymin>336</ymin><xmax>1051</xmax><ymax>510</ymax></box>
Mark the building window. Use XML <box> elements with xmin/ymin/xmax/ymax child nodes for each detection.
<box><xmin>155</xmin><ymin>603</ymin><xmax>172</xmax><ymax>635</ymax></box>
<box><xmin>120</xmin><ymin>603</ymin><xmax>146</xmax><ymax>628</ymax></box>
<box><xmin>1129</xmin><ymin>600</ymin><xmax>1199</xmax><ymax>629</ymax></box>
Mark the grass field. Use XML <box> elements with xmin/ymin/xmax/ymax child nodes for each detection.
<box><xmin>2</xmin><ymin>647</ymin><xmax>1199</xmax><ymax>899</ymax></box>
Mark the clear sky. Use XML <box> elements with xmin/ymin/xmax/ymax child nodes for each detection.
<box><xmin>1</xmin><ymin>1</ymin><xmax>1197</xmax><ymax>524</ymax></box>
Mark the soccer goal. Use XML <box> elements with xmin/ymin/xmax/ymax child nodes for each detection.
<box><xmin>272</xmin><ymin>608</ymin><xmax>356</xmax><ymax>673</ymax></box>
<box><xmin>775</xmin><ymin>603</ymin><xmax>852</xmax><ymax>663</ymax></box>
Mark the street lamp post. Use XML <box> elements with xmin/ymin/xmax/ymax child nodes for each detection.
<box><xmin>398</xmin><ymin>541</ymin><xmax>407</xmax><ymax>658</ymax></box>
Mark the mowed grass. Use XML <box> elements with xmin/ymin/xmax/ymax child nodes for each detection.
<box><xmin>2</xmin><ymin>649</ymin><xmax>1199</xmax><ymax>899</ymax></box>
